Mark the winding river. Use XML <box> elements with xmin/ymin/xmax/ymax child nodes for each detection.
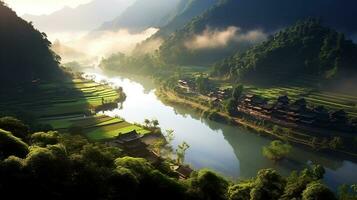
<box><xmin>84</xmin><ymin>68</ymin><xmax>357</xmax><ymax>190</ymax></box>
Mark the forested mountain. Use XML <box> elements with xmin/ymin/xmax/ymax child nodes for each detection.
<box><xmin>157</xmin><ymin>0</ymin><xmax>218</xmax><ymax>36</ymax></box>
<box><xmin>99</xmin><ymin>0</ymin><xmax>181</xmax><ymax>32</ymax></box>
<box><xmin>159</xmin><ymin>0</ymin><xmax>357</xmax><ymax>66</ymax></box>
<box><xmin>212</xmin><ymin>19</ymin><xmax>357</xmax><ymax>85</ymax></box>
<box><xmin>23</xmin><ymin>0</ymin><xmax>135</xmax><ymax>32</ymax></box>
<box><xmin>0</xmin><ymin>2</ymin><xmax>64</xmax><ymax>86</ymax></box>
<box><xmin>132</xmin><ymin>0</ymin><xmax>218</xmax><ymax>55</ymax></box>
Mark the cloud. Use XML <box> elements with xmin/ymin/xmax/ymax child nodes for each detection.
<box><xmin>185</xmin><ymin>26</ymin><xmax>267</xmax><ymax>50</ymax></box>
<box><xmin>133</xmin><ymin>37</ymin><xmax>164</xmax><ymax>55</ymax></box>
<box><xmin>49</xmin><ymin>28</ymin><xmax>159</xmax><ymax>65</ymax></box>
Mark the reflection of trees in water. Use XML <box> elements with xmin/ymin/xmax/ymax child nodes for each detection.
<box><xmin>160</xmin><ymin>99</ymin><xmax>345</xmax><ymax>178</ymax></box>
<box><xmin>105</xmin><ymin>71</ymin><xmax>156</xmax><ymax>94</ymax></box>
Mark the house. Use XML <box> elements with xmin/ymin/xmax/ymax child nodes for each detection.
<box><xmin>110</xmin><ymin>130</ymin><xmax>143</xmax><ymax>145</ymax></box>
<box><xmin>171</xmin><ymin>165</ymin><xmax>194</xmax><ymax>179</ymax></box>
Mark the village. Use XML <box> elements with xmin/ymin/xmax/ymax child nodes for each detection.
<box><xmin>176</xmin><ymin>78</ymin><xmax>357</xmax><ymax>134</ymax></box>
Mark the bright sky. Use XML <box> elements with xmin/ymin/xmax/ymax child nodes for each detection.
<box><xmin>4</xmin><ymin>0</ymin><xmax>93</xmax><ymax>15</ymax></box>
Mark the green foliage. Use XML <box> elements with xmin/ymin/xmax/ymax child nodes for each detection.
<box><xmin>232</xmin><ymin>84</ymin><xmax>244</xmax><ymax>101</ymax></box>
<box><xmin>226</xmin><ymin>98</ymin><xmax>238</xmax><ymax>116</ymax></box>
<box><xmin>0</xmin><ymin>118</ymin><xmax>338</xmax><ymax>199</ymax></box>
<box><xmin>0</xmin><ymin>129</ymin><xmax>29</xmax><ymax>159</ymax></box>
<box><xmin>228</xmin><ymin>182</ymin><xmax>254</xmax><ymax>200</ymax></box>
<box><xmin>262</xmin><ymin>140</ymin><xmax>292</xmax><ymax>161</ymax></box>
<box><xmin>186</xmin><ymin>169</ymin><xmax>229</xmax><ymax>200</ymax></box>
<box><xmin>176</xmin><ymin>141</ymin><xmax>190</xmax><ymax>164</ymax></box>
<box><xmin>250</xmin><ymin>169</ymin><xmax>286</xmax><ymax>200</ymax></box>
<box><xmin>302</xmin><ymin>182</ymin><xmax>336</xmax><ymax>200</ymax></box>
<box><xmin>30</xmin><ymin>131</ymin><xmax>60</xmax><ymax>147</ymax></box>
<box><xmin>0</xmin><ymin>117</ymin><xmax>29</xmax><ymax>140</ymax></box>
<box><xmin>195</xmin><ymin>75</ymin><xmax>210</xmax><ymax>93</ymax></box>
<box><xmin>339</xmin><ymin>184</ymin><xmax>357</xmax><ymax>200</ymax></box>
<box><xmin>329</xmin><ymin>136</ymin><xmax>343</xmax><ymax>150</ymax></box>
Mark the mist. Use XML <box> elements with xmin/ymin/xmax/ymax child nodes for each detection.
<box><xmin>185</xmin><ymin>26</ymin><xmax>267</xmax><ymax>50</ymax></box>
<box><xmin>49</xmin><ymin>28</ymin><xmax>159</xmax><ymax>65</ymax></box>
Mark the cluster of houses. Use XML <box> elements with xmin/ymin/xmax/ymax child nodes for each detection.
<box><xmin>238</xmin><ymin>94</ymin><xmax>355</xmax><ymax>131</ymax></box>
<box><xmin>177</xmin><ymin>79</ymin><xmax>231</xmax><ymax>103</ymax></box>
<box><xmin>207</xmin><ymin>88</ymin><xmax>231</xmax><ymax>103</ymax></box>
<box><xmin>178</xmin><ymin>79</ymin><xmax>195</xmax><ymax>93</ymax></box>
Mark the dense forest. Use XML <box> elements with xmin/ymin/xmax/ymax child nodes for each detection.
<box><xmin>0</xmin><ymin>2</ymin><xmax>64</xmax><ymax>86</ymax></box>
<box><xmin>0</xmin><ymin>117</ymin><xmax>349</xmax><ymax>200</ymax></box>
<box><xmin>159</xmin><ymin>0</ymin><xmax>357</xmax><ymax>65</ymax></box>
<box><xmin>212</xmin><ymin>19</ymin><xmax>357</xmax><ymax>85</ymax></box>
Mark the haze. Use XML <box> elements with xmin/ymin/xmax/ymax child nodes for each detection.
<box><xmin>4</xmin><ymin>0</ymin><xmax>92</xmax><ymax>15</ymax></box>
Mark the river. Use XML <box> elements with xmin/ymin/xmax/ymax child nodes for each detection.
<box><xmin>84</xmin><ymin>68</ymin><xmax>357</xmax><ymax>190</ymax></box>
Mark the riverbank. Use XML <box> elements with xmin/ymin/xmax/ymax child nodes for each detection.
<box><xmin>156</xmin><ymin>87</ymin><xmax>357</xmax><ymax>160</ymax></box>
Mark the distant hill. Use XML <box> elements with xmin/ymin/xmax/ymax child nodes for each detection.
<box><xmin>212</xmin><ymin>19</ymin><xmax>357</xmax><ymax>86</ymax></box>
<box><xmin>23</xmin><ymin>0</ymin><xmax>135</xmax><ymax>32</ymax></box>
<box><xmin>0</xmin><ymin>2</ymin><xmax>64</xmax><ymax>85</ymax></box>
<box><xmin>99</xmin><ymin>0</ymin><xmax>181</xmax><ymax>32</ymax></box>
<box><xmin>159</xmin><ymin>0</ymin><xmax>357</xmax><ymax>65</ymax></box>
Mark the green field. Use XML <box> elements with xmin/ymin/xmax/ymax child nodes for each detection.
<box><xmin>0</xmin><ymin>78</ymin><xmax>150</xmax><ymax>141</ymax></box>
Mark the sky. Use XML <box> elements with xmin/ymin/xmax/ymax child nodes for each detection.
<box><xmin>4</xmin><ymin>0</ymin><xmax>93</xmax><ymax>15</ymax></box>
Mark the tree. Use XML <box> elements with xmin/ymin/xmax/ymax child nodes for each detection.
<box><xmin>250</xmin><ymin>169</ymin><xmax>286</xmax><ymax>200</ymax></box>
<box><xmin>226</xmin><ymin>98</ymin><xmax>238</xmax><ymax>116</ymax></box>
<box><xmin>339</xmin><ymin>184</ymin><xmax>357</xmax><ymax>200</ymax></box>
<box><xmin>176</xmin><ymin>142</ymin><xmax>190</xmax><ymax>164</ymax></box>
<box><xmin>302</xmin><ymin>182</ymin><xmax>336</xmax><ymax>200</ymax></box>
<box><xmin>232</xmin><ymin>84</ymin><xmax>244</xmax><ymax>101</ymax></box>
<box><xmin>329</xmin><ymin>136</ymin><xmax>343</xmax><ymax>149</ymax></box>
<box><xmin>152</xmin><ymin>119</ymin><xmax>159</xmax><ymax>128</ymax></box>
<box><xmin>144</xmin><ymin>119</ymin><xmax>150</xmax><ymax>127</ymax></box>
<box><xmin>0</xmin><ymin>129</ymin><xmax>29</xmax><ymax>159</ymax></box>
<box><xmin>186</xmin><ymin>169</ymin><xmax>229</xmax><ymax>200</ymax></box>
<box><xmin>0</xmin><ymin>117</ymin><xmax>29</xmax><ymax>141</ymax></box>
<box><xmin>31</xmin><ymin>131</ymin><xmax>60</xmax><ymax>147</ymax></box>
<box><xmin>262</xmin><ymin>140</ymin><xmax>292</xmax><ymax>161</ymax></box>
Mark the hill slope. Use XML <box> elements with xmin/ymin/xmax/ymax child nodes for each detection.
<box><xmin>132</xmin><ymin>0</ymin><xmax>218</xmax><ymax>54</ymax></box>
<box><xmin>212</xmin><ymin>19</ymin><xmax>357</xmax><ymax>85</ymax></box>
<box><xmin>99</xmin><ymin>0</ymin><xmax>181</xmax><ymax>32</ymax></box>
<box><xmin>0</xmin><ymin>2</ymin><xmax>64</xmax><ymax>86</ymax></box>
<box><xmin>159</xmin><ymin>0</ymin><xmax>357</xmax><ymax>65</ymax></box>
<box><xmin>23</xmin><ymin>0</ymin><xmax>135</xmax><ymax>32</ymax></box>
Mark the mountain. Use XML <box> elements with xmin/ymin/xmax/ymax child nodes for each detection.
<box><xmin>159</xmin><ymin>0</ymin><xmax>357</xmax><ymax>66</ymax></box>
<box><xmin>0</xmin><ymin>2</ymin><xmax>64</xmax><ymax>86</ymax></box>
<box><xmin>132</xmin><ymin>0</ymin><xmax>218</xmax><ymax>54</ymax></box>
<box><xmin>99</xmin><ymin>0</ymin><xmax>181</xmax><ymax>32</ymax></box>
<box><xmin>23</xmin><ymin>0</ymin><xmax>135</xmax><ymax>32</ymax></box>
<box><xmin>157</xmin><ymin>0</ymin><xmax>218</xmax><ymax>36</ymax></box>
<box><xmin>212</xmin><ymin>19</ymin><xmax>357</xmax><ymax>86</ymax></box>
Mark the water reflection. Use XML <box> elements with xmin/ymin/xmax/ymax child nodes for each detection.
<box><xmin>84</xmin><ymin>68</ymin><xmax>357</xmax><ymax>189</ymax></box>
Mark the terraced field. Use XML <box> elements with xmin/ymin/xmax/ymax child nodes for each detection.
<box><xmin>0</xmin><ymin>79</ymin><xmax>120</xmax><ymax>117</ymax></box>
<box><xmin>0</xmin><ymin>78</ymin><xmax>150</xmax><ymax>141</ymax></box>
<box><xmin>40</xmin><ymin>114</ymin><xmax>150</xmax><ymax>141</ymax></box>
